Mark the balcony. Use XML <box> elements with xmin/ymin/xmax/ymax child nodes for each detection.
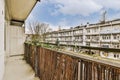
<box><xmin>1</xmin><ymin>0</ymin><xmax>120</xmax><ymax>80</ymax></box>
<box><xmin>2</xmin><ymin>0</ymin><xmax>40</xmax><ymax>80</ymax></box>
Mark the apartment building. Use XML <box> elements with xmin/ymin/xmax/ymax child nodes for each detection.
<box><xmin>44</xmin><ymin>19</ymin><xmax>120</xmax><ymax>59</ymax></box>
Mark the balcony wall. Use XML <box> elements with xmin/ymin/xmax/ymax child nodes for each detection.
<box><xmin>25</xmin><ymin>43</ymin><xmax>120</xmax><ymax>80</ymax></box>
<box><xmin>5</xmin><ymin>23</ymin><xmax>26</xmax><ymax>56</ymax></box>
<box><xmin>0</xmin><ymin>0</ymin><xmax>4</xmax><ymax>80</ymax></box>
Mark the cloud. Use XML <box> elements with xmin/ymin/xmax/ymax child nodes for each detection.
<box><xmin>58</xmin><ymin>18</ymin><xmax>77</xmax><ymax>29</ymax></box>
<box><xmin>44</xmin><ymin>0</ymin><xmax>120</xmax><ymax>16</ymax></box>
<box><xmin>49</xmin><ymin>24</ymin><xmax>58</xmax><ymax>31</ymax></box>
<box><xmin>94</xmin><ymin>0</ymin><xmax>120</xmax><ymax>10</ymax></box>
<box><xmin>26</xmin><ymin>0</ymin><xmax>120</xmax><ymax>31</ymax></box>
<box><xmin>108</xmin><ymin>12</ymin><xmax>120</xmax><ymax>20</ymax></box>
<box><xmin>57</xmin><ymin>0</ymin><xmax>102</xmax><ymax>16</ymax></box>
<box><xmin>40</xmin><ymin>22</ymin><xmax>58</xmax><ymax>31</ymax></box>
<box><xmin>58</xmin><ymin>18</ymin><xmax>68</xmax><ymax>26</ymax></box>
<box><xmin>43</xmin><ymin>19</ymin><xmax>71</xmax><ymax>30</ymax></box>
<box><xmin>45</xmin><ymin>0</ymin><xmax>102</xmax><ymax>16</ymax></box>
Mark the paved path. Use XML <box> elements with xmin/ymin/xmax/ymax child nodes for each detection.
<box><xmin>4</xmin><ymin>56</ymin><xmax>40</xmax><ymax>80</ymax></box>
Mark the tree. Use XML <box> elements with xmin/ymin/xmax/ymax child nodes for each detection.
<box><xmin>38</xmin><ymin>23</ymin><xmax>52</xmax><ymax>42</ymax></box>
<box><xmin>26</xmin><ymin>21</ymin><xmax>52</xmax><ymax>44</ymax></box>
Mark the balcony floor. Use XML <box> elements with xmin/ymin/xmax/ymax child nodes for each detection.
<box><xmin>3</xmin><ymin>55</ymin><xmax>40</xmax><ymax>80</ymax></box>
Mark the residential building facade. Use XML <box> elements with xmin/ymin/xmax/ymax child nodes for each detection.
<box><xmin>44</xmin><ymin>19</ymin><xmax>120</xmax><ymax>59</ymax></box>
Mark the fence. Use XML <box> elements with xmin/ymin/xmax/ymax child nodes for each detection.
<box><xmin>24</xmin><ymin>43</ymin><xmax>120</xmax><ymax>80</ymax></box>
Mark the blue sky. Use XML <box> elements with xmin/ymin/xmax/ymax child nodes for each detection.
<box><xmin>26</xmin><ymin>0</ymin><xmax>120</xmax><ymax>30</ymax></box>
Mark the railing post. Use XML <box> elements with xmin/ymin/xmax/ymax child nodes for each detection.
<box><xmin>78</xmin><ymin>61</ymin><xmax>81</xmax><ymax>80</ymax></box>
<box><xmin>35</xmin><ymin>46</ymin><xmax>38</xmax><ymax>76</ymax></box>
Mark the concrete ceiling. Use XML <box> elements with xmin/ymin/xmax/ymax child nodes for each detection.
<box><xmin>5</xmin><ymin>0</ymin><xmax>39</xmax><ymax>26</ymax></box>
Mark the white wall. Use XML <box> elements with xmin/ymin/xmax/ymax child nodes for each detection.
<box><xmin>6</xmin><ymin>24</ymin><xmax>26</xmax><ymax>56</ymax></box>
<box><xmin>0</xmin><ymin>0</ymin><xmax>4</xmax><ymax>80</ymax></box>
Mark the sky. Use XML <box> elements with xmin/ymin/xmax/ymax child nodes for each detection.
<box><xmin>26</xmin><ymin>0</ymin><xmax>120</xmax><ymax>30</ymax></box>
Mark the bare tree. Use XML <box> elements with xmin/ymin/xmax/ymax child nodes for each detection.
<box><xmin>38</xmin><ymin>23</ymin><xmax>52</xmax><ymax>41</ymax></box>
<box><xmin>26</xmin><ymin>21</ymin><xmax>52</xmax><ymax>44</ymax></box>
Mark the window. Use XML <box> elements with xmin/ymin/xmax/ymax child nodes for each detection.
<box><xmin>87</xmin><ymin>36</ymin><xmax>90</xmax><ymax>39</ymax></box>
<box><xmin>102</xmin><ymin>35</ymin><xmax>111</xmax><ymax>40</ymax></box>
<box><xmin>114</xmin><ymin>54</ymin><xmax>119</xmax><ymax>58</ymax></box>
<box><xmin>114</xmin><ymin>54</ymin><xmax>116</xmax><ymax>58</ymax></box>
<box><xmin>102</xmin><ymin>36</ymin><xmax>106</xmax><ymax>40</ymax></box>
<box><xmin>114</xmin><ymin>35</ymin><xmax>117</xmax><ymax>39</ymax></box>
<box><xmin>117</xmin><ymin>35</ymin><xmax>119</xmax><ymax>39</ymax></box>
<box><xmin>108</xmin><ymin>36</ymin><xmax>110</xmax><ymax>39</ymax></box>
<box><xmin>117</xmin><ymin>54</ymin><xmax>119</xmax><ymax>58</ymax></box>
<box><xmin>94</xmin><ymin>28</ymin><xmax>98</xmax><ymax>32</ymax></box>
<box><xmin>117</xmin><ymin>45</ymin><xmax>119</xmax><ymax>48</ymax></box>
<box><xmin>86</xmin><ymin>42</ymin><xmax>90</xmax><ymax>46</ymax></box>
<box><xmin>87</xmin><ymin>29</ymin><xmax>90</xmax><ymax>33</ymax></box>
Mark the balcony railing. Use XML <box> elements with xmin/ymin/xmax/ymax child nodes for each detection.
<box><xmin>24</xmin><ymin>43</ymin><xmax>120</xmax><ymax>80</ymax></box>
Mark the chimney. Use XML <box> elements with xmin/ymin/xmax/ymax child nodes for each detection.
<box><xmin>87</xmin><ymin>22</ymin><xmax>89</xmax><ymax>27</ymax></box>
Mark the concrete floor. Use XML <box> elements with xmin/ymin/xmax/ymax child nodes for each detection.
<box><xmin>3</xmin><ymin>56</ymin><xmax>40</xmax><ymax>80</ymax></box>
